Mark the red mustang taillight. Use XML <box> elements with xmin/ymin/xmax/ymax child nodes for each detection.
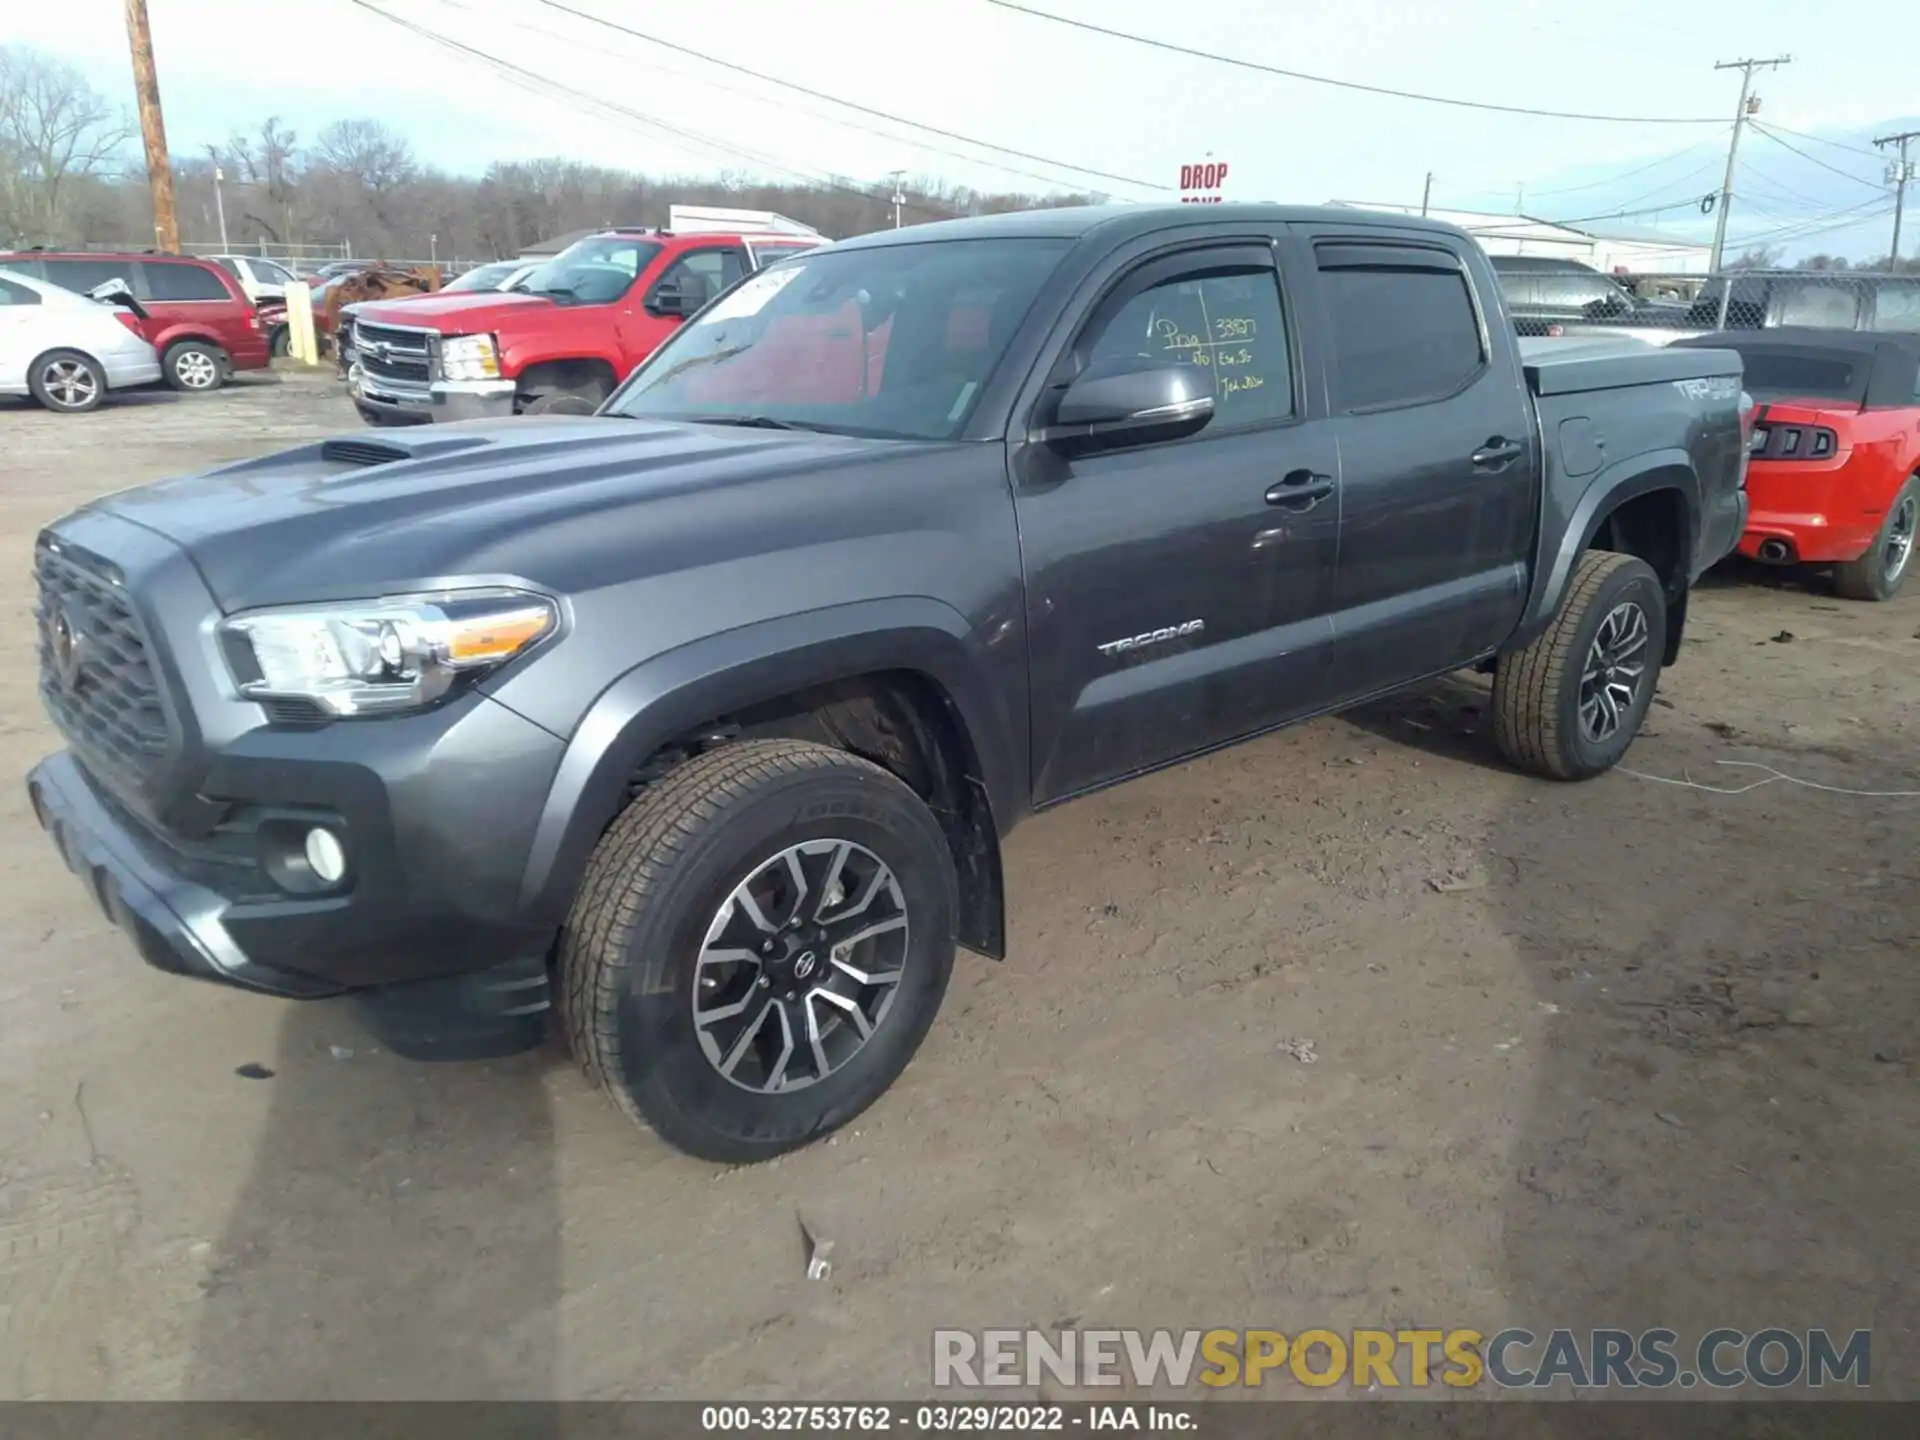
<box><xmin>1749</xmin><ymin>418</ymin><xmax>1838</xmax><ymax>460</ymax></box>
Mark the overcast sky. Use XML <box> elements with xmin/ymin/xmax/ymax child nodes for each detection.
<box><xmin>5</xmin><ymin>0</ymin><xmax>1908</xmax><ymax>253</ymax></box>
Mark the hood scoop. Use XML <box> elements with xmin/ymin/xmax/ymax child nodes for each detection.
<box><xmin>319</xmin><ymin>433</ymin><xmax>496</xmax><ymax>468</ymax></box>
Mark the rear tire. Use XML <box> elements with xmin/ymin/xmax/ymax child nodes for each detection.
<box><xmin>1833</xmin><ymin>477</ymin><xmax>1919</xmax><ymax>601</ymax></box>
<box><xmin>163</xmin><ymin>340</ymin><xmax>226</xmax><ymax>393</ymax></box>
<box><xmin>519</xmin><ymin>380</ymin><xmax>606</xmax><ymax>416</ymax></box>
<box><xmin>1494</xmin><ymin>551</ymin><xmax>1667</xmax><ymax>781</ymax></box>
<box><xmin>26</xmin><ymin>350</ymin><xmax>106</xmax><ymax>414</ymax></box>
<box><xmin>558</xmin><ymin>739</ymin><xmax>957</xmax><ymax>1163</ymax></box>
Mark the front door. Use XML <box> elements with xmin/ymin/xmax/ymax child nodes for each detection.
<box><xmin>1296</xmin><ymin>230</ymin><xmax>1537</xmax><ymax>702</ymax></box>
<box><xmin>620</xmin><ymin>245</ymin><xmax>750</xmax><ymax>376</ymax></box>
<box><xmin>1011</xmin><ymin>238</ymin><xmax>1344</xmax><ymax>804</ymax></box>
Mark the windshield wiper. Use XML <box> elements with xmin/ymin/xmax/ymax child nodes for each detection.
<box><xmin>684</xmin><ymin>415</ymin><xmax>838</xmax><ymax>433</ymax></box>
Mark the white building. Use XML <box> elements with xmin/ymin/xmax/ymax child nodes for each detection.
<box><xmin>1328</xmin><ymin>202</ymin><xmax>1714</xmax><ymax>275</ymax></box>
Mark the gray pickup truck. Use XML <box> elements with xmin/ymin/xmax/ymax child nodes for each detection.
<box><xmin>27</xmin><ymin>205</ymin><xmax>1749</xmax><ymax>1161</ymax></box>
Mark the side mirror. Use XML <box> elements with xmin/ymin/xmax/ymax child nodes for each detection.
<box><xmin>649</xmin><ymin>274</ymin><xmax>711</xmax><ymax>318</ymax></box>
<box><xmin>1042</xmin><ymin>357</ymin><xmax>1216</xmax><ymax>454</ymax></box>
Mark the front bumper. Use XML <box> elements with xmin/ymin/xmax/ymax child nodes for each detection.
<box><xmin>350</xmin><ymin>367</ymin><xmax>515</xmax><ymax>426</ymax></box>
<box><xmin>27</xmin><ymin>689</ymin><xmax>568</xmax><ymax>1000</ymax></box>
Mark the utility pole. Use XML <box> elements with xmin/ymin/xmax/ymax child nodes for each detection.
<box><xmin>1709</xmin><ymin>55</ymin><xmax>1791</xmax><ymax>273</ymax></box>
<box><xmin>208</xmin><ymin>149</ymin><xmax>230</xmax><ymax>251</ymax></box>
<box><xmin>125</xmin><ymin>0</ymin><xmax>179</xmax><ymax>253</ymax></box>
<box><xmin>887</xmin><ymin>169</ymin><xmax>906</xmax><ymax>229</ymax></box>
<box><xmin>1874</xmin><ymin>129</ymin><xmax>1919</xmax><ymax>266</ymax></box>
<box><xmin>1421</xmin><ymin>172</ymin><xmax>1434</xmax><ymax>217</ymax></box>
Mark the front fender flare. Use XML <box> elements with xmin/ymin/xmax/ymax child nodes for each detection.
<box><xmin>515</xmin><ymin>597</ymin><xmax>1022</xmax><ymax>930</ymax></box>
<box><xmin>1510</xmin><ymin>448</ymin><xmax>1701</xmax><ymax>652</ymax></box>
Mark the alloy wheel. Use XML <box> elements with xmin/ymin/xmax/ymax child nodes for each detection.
<box><xmin>693</xmin><ymin>838</ymin><xmax>909</xmax><ymax>1093</ymax></box>
<box><xmin>1884</xmin><ymin>495</ymin><xmax>1917</xmax><ymax>583</ymax></box>
<box><xmin>41</xmin><ymin>360</ymin><xmax>98</xmax><ymax>410</ymax></box>
<box><xmin>174</xmin><ymin>349</ymin><xmax>219</xmax><ymax>389</ymax></box>
<box><xmin>1578</xmin><ymin>600</ymin><xmax>1649</xmax><ymax>743</ymax></box>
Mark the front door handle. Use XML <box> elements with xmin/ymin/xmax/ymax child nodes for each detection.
<box><xmin>1471</xmin><ymin>437</ymin><xmax>1524</xmax><ymax>469</ymax></box>
<box><xmin>1266</xmin><ymin>469</ymin><xmax>1335</xmax><ymax>510</ymax></box>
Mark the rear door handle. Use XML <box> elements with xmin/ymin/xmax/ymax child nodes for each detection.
<box><xmin>1266</xmin><ymin>469</ymin><xmax>1335</xmax><ymax>510</ymax></box>
<box><xmin>1471</xmin><ymin>438</ymin><xmax>1524</xmax><ymax>469</ymax></box>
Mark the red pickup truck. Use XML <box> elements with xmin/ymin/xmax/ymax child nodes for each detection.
<box><xmin>346</xmin><ymin>227</ymin><xmax>825</xmax><ymax>424</ymax></box>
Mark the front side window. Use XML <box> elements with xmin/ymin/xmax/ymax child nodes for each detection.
<box><xmin>1077</xmin><ymin>262</ymin><xmax>1295</xmax><ymax>429</ymax></box>
<box><xmin>608</xmin><ymin>237</ymin><xmax>1068</xmax><ymax>440</ymax></box>
<box><xmin>1319</xmin><ymin>249</ymin><xmax>1484</xmax><ymax>411</ymax></box>
<box><xmin>518</xmin><ymin>237</ymin><xmax>663</xmax><ymax>305</ymax></box>
<box><xmin>251</xmin><ymin>260</ymin><xmax>296</xmax><ymax>285</ymax></box>
<box><xmin>142</xmin><ymin>262</ymin><xmax>231</xmax><ymax>301</ymax></box>
<box><xmin>655</xmin><ymin>248</ymin><xmax>747</xmax><ymax>309</ymax></box>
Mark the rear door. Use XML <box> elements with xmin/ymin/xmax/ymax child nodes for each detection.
<box><xmin>1294</xmin><ymin>227</ymin><xmax>1536</xmax><ymax>701</ymax></box>
<box><xmin>1010</xmin><ymin>233</ymin><xmax>1345</xmax><ymax>803</ymax></box>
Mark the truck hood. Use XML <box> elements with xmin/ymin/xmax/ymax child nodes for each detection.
<box><xmin>89</xmin><ymin>417</ymin><xmax>918</xmax><ymax>610</ymax></box>
<box><xmin>350</xmin><ymin>290</ymin><xmax>561</xmax><ymax>333</ymax></box>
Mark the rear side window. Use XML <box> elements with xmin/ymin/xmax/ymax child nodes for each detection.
<box><xmin>1773</xmin><ymin>283</ymin><xmax>1862</xmax><ymax>329</ymax></box>
<box><xmin>42</xmin><ymin>258</ymin><xmax>133</xmax><ymax>293</ymax></box>
<box><xmin>0</xmin><ymin>277</ymin><xmax>40</xmax><ymax>306</ymax></box>
<box><xmin>142</xmin><ymin>262</ymin><xmax>231</xmax><ymax>301</ymax></box>
<box><xmin>1319</xmin><ymin>246</ymin><xmax>1484</xmax><ymax>411</ymax></box>
<box><xmin>1871</xmin><ymin>284</ymin><xmax>1920</xmax><ymax>333</ymax></box>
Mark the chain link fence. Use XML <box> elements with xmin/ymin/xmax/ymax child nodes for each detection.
<box><xmin>1493</xmin><ymin>265</ymin><xmax>1920</xmax><ymax>343</ymax></box>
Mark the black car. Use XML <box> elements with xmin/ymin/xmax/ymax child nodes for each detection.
<box><xmin>25</xmin><ymin>205</ymin><xmax>1749</xmax><ymax>1161</ymax></box>
<box><xmin>1490</xmin><ymin>256</ymin><xmax>1690</xmax><ymax>337</ymax></box>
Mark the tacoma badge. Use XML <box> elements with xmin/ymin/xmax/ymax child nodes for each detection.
<box><xmin>1097</xmin><ymin>619</ymin><xmax>1205</xmax><ymax>657</ymax></box>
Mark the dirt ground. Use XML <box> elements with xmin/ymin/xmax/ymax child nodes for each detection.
<box><xmin>1</xmin><ymin>369</ymin><xmax>1916</xmax><ymax>1407</ymax></box>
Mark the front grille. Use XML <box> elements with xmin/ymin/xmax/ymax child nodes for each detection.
<box><xmin>35</xmin><ymin>541</ymin><xmax>174</xmax><ymax>784</ymax></box>
<box><xmin>354</xmin><ymin>322</ymin><xmax>433</xmax><ymax>386</ymax></box>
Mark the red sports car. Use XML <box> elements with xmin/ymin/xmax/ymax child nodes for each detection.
<box><xmin>1678</xmin><ymin>329</ymin><xmax>1920</xmax><ymax>599</ymax></box>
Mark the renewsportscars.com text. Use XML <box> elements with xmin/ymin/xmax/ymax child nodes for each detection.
<box><xmin>932</xmin><ymin>1327</ymin><xmax>1871</xmax><ymax>1390</ymax></box>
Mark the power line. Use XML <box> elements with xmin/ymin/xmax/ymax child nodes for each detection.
<box><xmin>1753</xmin><ymin>122</ymin><xmax>1884</xmax><ymax>162</ymax></box>
<box><xmin>533</xmin><ymin>0</ymin><xmax>1166</xmax><ymax>192</ymax></box>
<box><xmin>1448</xmin><ymin>138</ymin><xmax>1727</xmax><ymax>203</ymax></box>
<box><xmin>984</xmin><ymin>0</ymin><xmax>1726</xmax><ymax>124</ymax></box>
<box><xmin>345</xmin><ymin>1</ymin><xmax>954</xmax><ymax>218</ymax></box>
<box><xmin>1724</xmin><ymin>196</ymin><xmax>1894</xmax><ymax>248</ymax></box>
<box><xmin>432</xmin><ymin>0</ymin><xmax>1128</xmax><ymax>196</ymax></box>
<box><xmin>1748</xmin><ymin>123</ymin><xmax>1887</xmax><ymax>191</ymax></box>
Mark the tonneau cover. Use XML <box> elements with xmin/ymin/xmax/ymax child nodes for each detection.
<box><xmin>1519</xmin><ymin>336</ymin><xmax>1742</xmax><ymax>397</ymax></box>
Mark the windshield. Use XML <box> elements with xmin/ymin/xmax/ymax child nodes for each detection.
<box><xmin>606</xmin><ymin>237</ymin><xmax>1069</xmax><ymax>440</ymax></box>
<box><xmin>517</xmin><ymin>236</ymin><xmax>662</xmax><ymax>305</ymax></box>
<box><xmin>442</xmin><ymin>262</ymin><xmax>517</xmax><ymax>293</ymax></box>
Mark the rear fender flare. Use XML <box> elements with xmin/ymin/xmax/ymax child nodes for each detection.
<box><xmin>1511</xmin><ymin>449</ymin><xmax>1701</xmax><ymax>651</ymax></box>
<box><xmin>515</xmin><ymin>598</ymin><xmax>1021</xmax><ymax>933</ymax></box>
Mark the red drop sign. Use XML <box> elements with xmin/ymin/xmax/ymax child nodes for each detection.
<box><xmin>1179</xmin><ymin>161</ymin><xmax>1228</xmax><ymax>204</ymax></box>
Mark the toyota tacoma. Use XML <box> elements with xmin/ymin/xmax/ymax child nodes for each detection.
<box><xmin>27</xmin><ymin>205</ymin><xmax>1749</xmax><ymax>1162</ymax></box>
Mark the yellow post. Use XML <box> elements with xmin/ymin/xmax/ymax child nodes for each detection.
<box><xmin>286</xmin><ymin>281</ymin><xmax>318</xmax><ymax>366</ymax></box>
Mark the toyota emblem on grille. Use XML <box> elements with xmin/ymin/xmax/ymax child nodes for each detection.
<box><xmin>49</xmin><ymin>603</ymin><xmax>89</xmax><ymax>688</ymax></box>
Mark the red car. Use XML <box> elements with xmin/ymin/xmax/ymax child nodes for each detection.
<box><xmin>0</xmin><ymin>250</ymin><xmax>270</xmax><ymax>392</ymax></box>
<box><xmin>1677</xmin><ymin>329</ymin><xmax>1920</xmax><ymax>600</ymax></box>
<box><xmin>345</xmin><ymin>227</ymin><xmax>825</xmax><ymax>424</ymax></box>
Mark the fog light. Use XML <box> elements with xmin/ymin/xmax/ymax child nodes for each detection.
<box><xmin>304</xmin><ymin>827</ymin><xmax>347</xmax><ymax>884</ymax></box>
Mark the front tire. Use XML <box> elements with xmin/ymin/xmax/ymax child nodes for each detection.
<box><xmin>27</xmin><ymin>350</ymin><xmax>106</xmax><ymax>413</ymax></box>
<box><xmin>1494</xmin><ymin>551</ymin><xmax>1666</xmax><ymax>781</ymax></box>
<box><xmin>163</xmin><ymin>340</ymin><xmax>226</xmax><ymax>393</ymax></box>
<box><xmin>1833</xmin><ymin>477</ymin><xmax>1919</xmax><ymax>601</ymax></box>
<box><xmin>558</xmin><ymin>739</ymin><xmax>957</xmax><ymax>1163</ymax></box>
<box><xmin>519</xmin><ymin>381</ymin><xmax>605</xmax><ymax>417</ymax></box>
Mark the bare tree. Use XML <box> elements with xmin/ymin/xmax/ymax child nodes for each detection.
<box><xmin>312</xmin><ymin>119</ymin><xmax>416</xmax><ymax>194</ymax></box>
<box><xmin>0</xmin><ymin>45</ymin><xmax>133</xmax><ymax>244</ymax></box>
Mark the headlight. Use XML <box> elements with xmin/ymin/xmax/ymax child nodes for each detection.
<box><xmin>220</xmin><ymin>588</ymin><xmax>556</xmax><ymax>717</ymax></box>
<box><xmin>439</xmin><ymin>333</ymin><xmax>500</xmax><ymax>381</ymax></box>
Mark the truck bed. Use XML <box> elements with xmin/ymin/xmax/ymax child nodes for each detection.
<box><xmin>1519</xmin><ymin>336</ymin><xmax>1742</xmax><ymax>397</ymax></box>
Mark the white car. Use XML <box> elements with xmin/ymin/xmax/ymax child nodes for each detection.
<box><xmin>207</xmin><ymin>253</ymin><xmax>302</xmax><ymax>304</ymax></box>
<box><xmin>0</xmin><ymin>267</ymin><xmax>163</xmax><ymax>414</ymax></box>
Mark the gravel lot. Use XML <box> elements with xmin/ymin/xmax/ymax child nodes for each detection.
<box><xmin>2</xmin><ymin>369</ymin><xmax>1916</xmax><ymax>1404</ymax></box>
